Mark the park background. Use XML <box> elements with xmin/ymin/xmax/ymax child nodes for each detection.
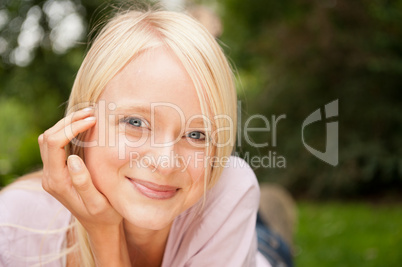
<box><xmin>0</xmin><ymin>0</ymin><xmax>401</xmax><ymax>266</ymax></box>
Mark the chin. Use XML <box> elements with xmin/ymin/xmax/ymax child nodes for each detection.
<box><xmin>127</xmin><ymin>216</ymin><xmax>173</xmax><ymax>231</ymax></box>
<box><xmin>123</xmin><ymin>207</ymin><xmax>176</xmax><ymax>231</ymax></box>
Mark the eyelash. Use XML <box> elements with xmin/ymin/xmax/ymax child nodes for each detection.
<box><xmin>120</xmin><ymin>116</ymin><xmax>207</xmax><ymax>142</ymax></box>
<box><xmin>185</xmin><ymin>131</ymin><xmax>206</xmax><ymax>142</ymax></box>
<box><xmin>122</xmin><ymin>117</ymin><xmax>148</xmax><ymax>128</ymax></box>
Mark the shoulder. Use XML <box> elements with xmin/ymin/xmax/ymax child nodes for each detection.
<box><xmin>208</xmin><ymin>156</ymin><xmax>260</xmax><ymax>209</ymax></box>
<box><xmin>164</xmin><ymin>156</ymin><xmax>260</xmax><ymax>266</ymax></box>
<box><xmin>218</xmin><ymin>155</ymin><xmax>260</xmax><ymax>190</ymax></box>
<box><xmin>0</xmin><ymin>173</ymin><xmax>69</xmax><ymax>225</ymax></box>
<box><xmin>0</xmin><ymin>174</ymin><xmax>71</xmax><ymax>266</ymax></box>
<box><xmin>176</xmin><ymin>156</ymin><xmax>260</xmax><ymax>223</ymax></box>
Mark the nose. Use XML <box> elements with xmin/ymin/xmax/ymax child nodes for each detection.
<box><xmin>148</xmin><ymin>139</ymin><xmax>182</xmax><ymax>176</ymax></box>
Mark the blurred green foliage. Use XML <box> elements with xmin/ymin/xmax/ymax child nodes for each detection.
<box><xmin>219</xmin><ymin>0</ymin><xmax>402</xmax><ymax>198</ymax></box>
<box><xmin>1</xmin><ymin>0</ymin><xmax>401</xmax><ymax>198</ymax></box>
<box><xmin>295</xmin><ymin>201</ymin><xmax>402</xmax><ymax>266</ymax></box>
<box><xmin>0</xmin><ymin>0</ymin><xmax>102</xmax><ymax>186</ymax></box>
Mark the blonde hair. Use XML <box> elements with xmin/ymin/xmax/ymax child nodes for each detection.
<box><xmin>65</xmin><ymin>8</ymin><xmax>237</xmax><ymax>266</ymax></box>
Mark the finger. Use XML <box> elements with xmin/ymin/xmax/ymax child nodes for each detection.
<box><xmin>58</xmin><ymin>116</ymin><xmax>97</xmax><ymax>145</ymax></box>
<box><xmin>67</xmin><ymin>155</ymin><xmax>112</xmax><ymax>216</ymax></box>
<box><xmin>39</xmin><ymin>131</ymin><xmax>59</xmax><ymax>191</ymax></box>
<box><xmin>39</xmin><ymin>109</ymin><xmax>96</xmax><ymax>196</ymax></box>
<box><xmin>39</xmin><ymin>107</ymin><xmax>95</xmax><ymax>167</ymax></box>
<box><xmin>38</xmin><ymin>133</ymin><xmax>45</xmax><ymax>159</ymax></box>
<box><xmin>38</xmin><ymin>133</ymin><xmax>50</xmax><ymax>190</ymax></box>
<box><xmin>45</xmin><ymin>106</ymin><xmax>95</xmax><ymax>136</ymax></box>
<box><xmin>42</xmin><ymin>117</ymin><xmax>96</xmax><ymax>166</ymax></box>
<box><xmin>46</xmin><ymin>117</ymin><xmax>96</xmax><ymax>179</ymax></box>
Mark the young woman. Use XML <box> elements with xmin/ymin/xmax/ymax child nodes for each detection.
<box><xmin>0</xmin><ymin>8</ymin><xmax>291</xmax><ymax>267</ymax></box>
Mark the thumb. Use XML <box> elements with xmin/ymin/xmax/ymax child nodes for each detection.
<box><xmin>67</xmin><ymin>155</ymin><xmax>92</xmax><ymax>192</ymax></box>
<box><xmin>67</xmin><ymin>155</ymin><xmax>109</xmax><ymax>213</ymax></box>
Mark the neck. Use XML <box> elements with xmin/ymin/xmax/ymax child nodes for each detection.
<box><xmin>123</xmin><ymin>220</ymin><xmax>172</xmax><ymax>267</ymax></box>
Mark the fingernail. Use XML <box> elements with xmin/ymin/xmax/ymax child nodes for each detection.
<box><xmin>82</xmin><ymin>106</ymin><xmax>94</xmax><ymax>112</ymax></box>
<box><xmin>84</xmin><ymin>116</ymin><xmax>96</xmax><ymax>121</ymax></box>
<box><xmin>68</xmin><ymin>155</ymin><xmax>82</xmax><ymax>173</ymax></box>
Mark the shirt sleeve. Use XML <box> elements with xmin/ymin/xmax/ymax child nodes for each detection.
<box><xmin>0</xmin><ymin>196</ymin><xmax>11</xmax><ymax>266</ymax></box>
<box><xmin>0</xmin><ymin>179</ymin><xmax>71</xmax><ymax>267</ymax></box>
<box><xmin>165</xmin><ymin>156</ymin><xmax>261</xmax><ymax>267</ymax></box>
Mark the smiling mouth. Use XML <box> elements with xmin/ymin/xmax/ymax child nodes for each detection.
<box><xmin>127</xmin><ymin>177</ymin><xmax>180</xmax><ymax>200</ymax></box>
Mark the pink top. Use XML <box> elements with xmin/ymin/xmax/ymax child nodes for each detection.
<box><xmin>0</xmin><ymin>156</ymin><xmax>271</xmax><ymax>267</ymax></box>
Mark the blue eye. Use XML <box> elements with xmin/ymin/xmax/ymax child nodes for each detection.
<box><xmin>121</xmin><ymin>117</ymin><xmax>148</xmax><ymax>128</ymax></box>
<box><xmin>187</xmin><ymin>131</ymin><xmax>206</xmax><ymax>141</ymax></box>
<box><xmin>128</xmin><ymin>118</ymin><xmax>143</xmax><ymax>127</ymax></box>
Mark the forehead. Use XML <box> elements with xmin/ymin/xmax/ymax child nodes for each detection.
<box><xmin>99</xmin><ymin>47</ymin><xmax>203</xmax><ymax>119</ymax></box>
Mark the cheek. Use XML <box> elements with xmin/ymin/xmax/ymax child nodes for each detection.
<box><xmin>182</xmin><ymin>150</ymin><xmax>208</xmax><ymax>185</ymax></box>
<box><xmin>115</xmin><ymin>133</ymin><xmax>146</xmax><ymax>163</ymax></box>
<box><xmin>182</xmin><ymin>166</ymin><xmax>205</xmax><ymax>208</ymax></box>
<box><xmin>83</xmin><ymin>126</ymin><xmax>127</xmax><ymax>187</ymax></box>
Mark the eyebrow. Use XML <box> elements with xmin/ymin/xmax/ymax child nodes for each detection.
<box><xmin>188</xmin><ymin>118</ymin><xmax>215</xmax><ymax>127</ymax></box>
<box><xmin>113</xmin><ymin>104</ymin><xmax>154</xmax><ymax>115</ymax></box>
<box><xmin>187</xmin><ymin>117</ymin><xmax>218</xmax><ymax>132</ymax></box>
<box><xmin>113</xmin><ymin>104</ymin><xmax>216</xmax><ymax>128</ymax></box>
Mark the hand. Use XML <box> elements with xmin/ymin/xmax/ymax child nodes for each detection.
<box><xmin>39</xmin><ymin>107</ymin><xmax>131</xmax><ymax>266</ymax></box>
<box><xmin>38</xmin><ymin>107</ymin><xmax>122</xmax><ymax>232</ymax></box>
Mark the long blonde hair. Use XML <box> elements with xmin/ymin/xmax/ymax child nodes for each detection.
<box><xmin>65</xmin><ymin>8</ymin><xmax>237</xmax><ymax>266</ymax></box>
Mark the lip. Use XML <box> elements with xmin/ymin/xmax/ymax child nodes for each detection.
<box><xmin>127</xmin><ymin>177</ymin><xmax>179</xmax><ymax>200</ymax></box>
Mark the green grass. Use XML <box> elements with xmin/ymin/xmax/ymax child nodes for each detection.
<box><xmin>294</xmin><ymin>201</ymin><xmax>402</xmax><ymax>267</ymax></box>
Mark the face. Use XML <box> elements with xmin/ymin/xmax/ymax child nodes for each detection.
<box><xmin>84</xmin><ymin>47</ymin><xmax>213</xmax><ymax>231</ymax></box>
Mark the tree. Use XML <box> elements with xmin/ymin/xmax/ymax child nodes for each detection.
<box><xmin>219</xmin><ymin>0</ymin><xmax>402</xmax><ymax>198</ymax></box>
<box><xmin>0</xmin><ymin>0</ymin><xmax>107</xmax><ymax>186</ymax></box>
